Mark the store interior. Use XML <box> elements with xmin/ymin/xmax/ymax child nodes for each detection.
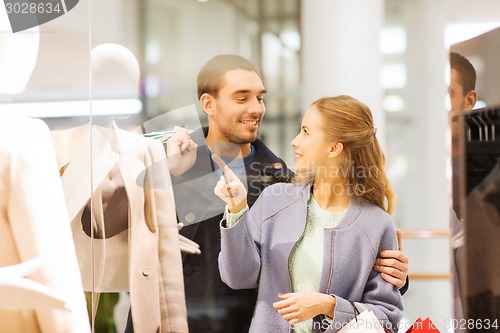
<box><xmin>1</xmin><ymin>0</ymin><xmax>500</xmax><ymax>331</ymax></box>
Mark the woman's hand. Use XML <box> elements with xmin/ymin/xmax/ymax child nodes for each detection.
<box><xmin>212</xmin><ymin>155</ymin><xmax>247</xmax><ymax>214</ymax></box>
<box><xmin>272</xmin><ymin>292</ymin><xmax>336</xmax><ymax>325</ymax></box>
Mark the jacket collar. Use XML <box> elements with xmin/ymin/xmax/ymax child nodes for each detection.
<box><xmin>201</xmin><ymin>127</ymin><xmax>291</xmax><ymax>178</ymax></box>
<box><xmin>299</xmin><ymin>182</ymin><xmax>364</xmax><ymax>229</ymax></box>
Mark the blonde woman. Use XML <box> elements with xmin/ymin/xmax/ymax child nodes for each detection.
<box><xmin>214</xmin><ymin>95</ymin><xmax>403</xmax><ymax>333</ymax></box>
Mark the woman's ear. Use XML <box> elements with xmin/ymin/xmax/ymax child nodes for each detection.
<box><xmin>200</xmin><ymin>93</ymin><xmax>215</xmax><ymax>116</ymax></box>
<box><xmin>329</xmin><ymin>142</ymin><xmax>344</xmax><ymax>158</ymax></box>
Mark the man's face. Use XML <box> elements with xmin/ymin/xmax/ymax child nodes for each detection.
<box><xmin>449</xmin><ymin>68</ymin><xmax>477</xmax><ymax>140</ymax></box>
<box><xmin>449</xmin><ymin>68</ymin><xmax>467</xmax><ymax>113</ymax></box>
<box><xmin>210</xmin><ymin>69</ymin><xmax>266</xmax><ymax>144</ymax></box>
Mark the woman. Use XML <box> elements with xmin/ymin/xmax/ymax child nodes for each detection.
<box><xmin>214</xmin><ymin>95</ymin><xmax>403</xmax><ymax>333</ymax></box>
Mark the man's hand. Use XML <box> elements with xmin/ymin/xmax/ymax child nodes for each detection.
<box><xmin>178</xmin><ymin>234</ymin><xmax>201</xmax><ymax>255</ymax></box>
<box><xmin>166</xmin><ymin>126</ymin><xmax>198</xmax><ymax>177</ymax></box>
<box><xmin>212</xmin><ymin>155</ymin><xmax>247</xmax><ymax>214</ymax></box>
<box><xmin>272</xmin><ymin>292</ymin><xmax>335</xmax><ymax>325</ymax></box>
<box><xmin>374</xmin><ymin>229</ymin><xmax>409</xmax><ymax>289</ymax></box>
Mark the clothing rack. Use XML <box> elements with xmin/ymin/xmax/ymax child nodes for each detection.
<box><xmin>464</xmin><ymin>106</ymin><xmax>499</xmax><ymax>142</ymax></box>
<box><xmin>463</xmin><ymin>104</ymin><xmax>500</xmax><ymax>321</ymax></box>
<box><xmin>464</xmin><ymin>106</ymin><xmax>500</xmax><ymax>194</ymax></box>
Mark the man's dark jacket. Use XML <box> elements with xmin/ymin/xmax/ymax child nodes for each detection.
<box><xmin>174</xmin><ymin>127</ymin><xmax>291</xmax><ymax>333</ymax></box>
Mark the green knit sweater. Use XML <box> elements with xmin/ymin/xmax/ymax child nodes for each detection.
<box><xmin>289</xmin><ymin>196</ymin><xmax>346</xmax><ymax>332</ymax></box>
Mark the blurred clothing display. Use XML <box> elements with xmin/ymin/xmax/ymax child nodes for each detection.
<box><xmin>450</xmin><ymin>209</ymin><xmax>464</xmax><ymax>323</ymax></box>
<box><xmin>460</xmin><ymin>107</ymin><xmax>500</xmax><ymax>323</ymax></box>
<box><xmin>466</xmin><ymin>161</ymin><xmax>500</xmax><ymax>320</ymax></box>
<box><xmin>52</xmin><ymin>124</ymin><xmax>188</xmax><ymax>333</ymax></box>
<box><xmin>0</xmin><ymin>115</ymin><xmax>90</xmax><ymax>333</ymax></box>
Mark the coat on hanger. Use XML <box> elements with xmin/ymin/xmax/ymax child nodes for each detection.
<box><xmin>0</xmin><ymin>115</ymin><xmax>90</xmax><ymax>333</ymax></box>
<box><xmin>51</xmin><ymin>123</ymin><xmax>188</xmax><ymax>333</ymax></box>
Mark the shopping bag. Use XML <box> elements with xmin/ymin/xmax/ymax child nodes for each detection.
<box><xmin>338</xmin><ymin>307</ymin><xmax>387</xmax><ymax>333</ymax></box>
<box><xmin>405</xmin><ymin>317</ymin><xmax>440</xmax><ymax>333</ymax></box>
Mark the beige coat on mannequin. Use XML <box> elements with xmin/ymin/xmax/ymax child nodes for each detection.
<box><xmin>0</xmin><ymin>115</ymin><xmax>90</xmax><ymax>333</ymax></box>
<box><xmin>52</xmin><ymin>124</ymin><xmax>188</xmax><ymax>333</ymax></box>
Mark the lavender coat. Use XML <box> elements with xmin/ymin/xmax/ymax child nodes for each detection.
<box><xmin>219</xmin><ymin>182</ymin><xmax>403</xmax><ymax>333</ymax></box>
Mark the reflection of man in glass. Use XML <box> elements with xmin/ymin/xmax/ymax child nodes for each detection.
<box><xmin>449</xmin><ymin>52</ymin><xmax>477</xmax><ymax>218</ymax></box>
<box><xmin>449</xmin><ymin>52</ymin><xmax>477</xmax><ymax>154</ymax></box>
<box><xmin>449</xmin><ymin>52</ymin><xmax>477</xmax><ymax>114</ymax></box>
<box><xmin>449</xmin><ymin>51</ymin><xmax>477</xmax><ymax>216</ymax></box>
<box><xmin>449</xmin><ymin>51</ymin><xmax>477</xmax><ymax>324</ymax></box>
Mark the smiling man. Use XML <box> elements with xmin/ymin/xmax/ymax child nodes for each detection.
<box><xmin>164</xmin><ymin>54</ymin><xmax>292</xmax><ymax>333</ymax></box>
<box><xmin>202</xmin><ymin>68</ymin><xmax>266</xmax><ymax>152</ymax></box>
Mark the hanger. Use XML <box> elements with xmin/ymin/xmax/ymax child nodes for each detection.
<box><xmin>478</xmin><ymin>112</ymin><xmax>489</xmax><ymax>141</ymax></box>
<box><xmin>465</xmin><ymin>121</ymin><xmax>472</xmax><ymax>142</ymax></box>
<box><xmin>484</xmin><ymin>108</ymin><xmax>496</xmax><ymax>141</ymax></box>
<box><xmin>470</xmin><ymin>114</ymin><xmax>483</xmax><ymax>142</ymax></box>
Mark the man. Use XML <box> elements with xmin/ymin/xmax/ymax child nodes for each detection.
<box><xmin>449</xmin><ymin>52</ymin><xmax>477</xmax><ymax>115</ymax></box>
<box><xmin>449</xmin><ymin>51</ymin><xmax>477</xmax><ymax>220</ymax></box>
<box><xmin>449</xmin><ymin>51</ymin><xmax>477</xmax><ymax>324</ymax></box>
<box><xmin>167</xmin><ymin>54</ymin><xmax>409</xmax><ymax>332</ymax></box>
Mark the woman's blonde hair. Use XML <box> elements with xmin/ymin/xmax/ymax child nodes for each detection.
<box><xmin>294</xmin><ymin>95</ymin><xmax>396</xmax><ymax>215</ymax></box>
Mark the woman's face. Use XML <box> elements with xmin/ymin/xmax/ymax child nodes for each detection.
<box><xmin>291</xmin><ymin>106</ymin><xmax>335</xmax><ymax>175</ymax></box>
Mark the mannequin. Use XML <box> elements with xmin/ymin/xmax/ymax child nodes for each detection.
<box><xmin>52</xmin><ymin>43</ymin><xmax>188</xmax><ymax>333</ymax></box>
<box><xmin>0</xmin><ymin>6</ymin><xmax>39</xmax><ymax>95</ymax></box>
<box><xmin>0</xmin><ymin>5</ymin><xmax>90</xmax><ymax>332</ymax></box>
<box><xmin>0</xmin><ymin>115</ymin><xmax>91</xmax><ymax>333</ymax></box>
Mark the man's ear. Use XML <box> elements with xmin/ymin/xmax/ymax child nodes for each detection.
<box><xmin>465</xmin><ymin>90</ymin><xmax>477</xmax><ymax>110</ymax></box>
<box><xmin>200</xmin><ymin>93</ymin><xmax>215</xmax><ymax>116</ymax></box>
<box><xmin>329</xmin><ymin>142</ymin><xmax>344</xmax><ymax>158</ymax></box>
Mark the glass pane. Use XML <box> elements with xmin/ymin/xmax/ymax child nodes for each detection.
<box><xmin>383</xmin><ymin>0</ymin><xmax>450</xmax><ymax>329</ymax></box>
<box><xmin>0</xmin><ymin>1</ymin><xmax>92</xmax><ymax>331</ymax></box>
<box><xmin>450</xmin><ymin>26</ymin><xmax>500</xmax><ymax>324</ymax></box>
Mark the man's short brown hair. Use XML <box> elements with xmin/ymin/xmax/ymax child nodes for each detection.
<box><xmin>197</xmin><ymin>54</ymin><xmax>261</xmax><ymax>99</ymax></box>
<box><xmin>450</xmin><ymin>52</ymin><xmax>476</xmax><ymax>95</ymax></box>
